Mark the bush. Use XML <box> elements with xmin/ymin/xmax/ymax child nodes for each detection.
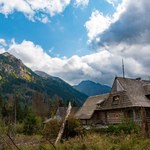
<box><xmin>43</xmin><ymin>119</ymin><xmax>61</xmax><ymax>140</ymax></box>
<box><xmin>15</xmin><ymin>123</ymin><xmax>24</xmax><ymax>133</ymax></box>
<box><xmin>23</xmin><ymin>110</ymin><xmax>42</xmax><ymax>135</ymax></box>
<box><xmin>43</xmin><ymin>117</ymin><xmax>83</xmax><ymax>141</ymax></box>
<box><xmin>63</xmin><ymin>117</ymin><xmax>82</xmax><ymax>139</ymax></box>
<box><xmin>106</xmin><ymin>122</ymin><xmax>141</xmax><ymax>135</ymax></box>
<box><xmin>0</xmin><ymin>118</ymin><xmax>7</xmax><ymax>134</ymax></box>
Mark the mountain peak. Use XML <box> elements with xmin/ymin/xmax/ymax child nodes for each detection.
<box><xmin>1</xmin><ymin>52</ymin><xmax>22</xmax><ymax>63</ymax></box>
<box><xmin>2</xmin><ymin>52</ymin><xmax>11</xmax><ymax>57</ymax></box>
<box><xmin>79</xmin><ymin>80</ymin><xmax>101</xmax><ymax>85</ymax></box>
<box><xmin>2</xmin><ymin>52</ymin><xmax>16</xmax><ymax>59</ymax></box>
<box><xmin>74</xmin><ymin>80</ymin><xmax>111</xmax><ymax>96</ymax></box>
<box><xmin>0</xmin><ymin>52</ymin><xmax>35</xmax><ymax>81</ymax></box>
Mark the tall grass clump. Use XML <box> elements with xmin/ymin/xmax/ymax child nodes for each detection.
<box><xmin>93</xmin><ymin>122</ymin><xmax>141</xmax><ymax>135</ymax></box>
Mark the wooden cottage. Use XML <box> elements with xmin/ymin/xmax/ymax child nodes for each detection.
<box><xmin>75</xmin><ymin>94</ymin><xmax>109</xmax><ymax>125</ymax></box>
<box><xmin>76</xmin><ymin>77</ymin><xmax>150</xmax><ymax>126</ymax></box>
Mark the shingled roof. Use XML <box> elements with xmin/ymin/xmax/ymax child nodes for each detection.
<box><xmin>101</xmin><ymin>77</ymin><xmax>150</xmax><ymax>110</ymax></box>
<box><xmin>75</xmin><ymin>94</ymin><xmax>109</xmax><ymax>119</ymax></box>
<box><xmin>117</xmin><ymin>77</ymin><xmax>150</xmax><ymax>107</ymax></box>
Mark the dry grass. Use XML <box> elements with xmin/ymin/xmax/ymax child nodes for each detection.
<box><xmin>42</xmin><ymin>133</ymin><xmax>150</xmax><ymax>150</ymax></box>
<box><xmin>1</xmin><ymin>133</ymin><xmax>150</xmax><ymax>150</ymax></box>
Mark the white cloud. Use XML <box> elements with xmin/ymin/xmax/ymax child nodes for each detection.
<box><xmin>0</xmin><ymin>38</ymin><xmax>7</xmax><ymax>46</ymax></box>
<box><xmin>35</xmin><ymin>14</ymin><xmax>50</xmax><ymax>23</ymax></box>
<box><xmin>85</xmin><ymin>0</ymin><xmax>128</xmax><ymax>43</ymax></box>
<box><xmin>106</xmin><ymin>0</ymin><xmax>120</xmax><ymax>7</ymax></box>
<box><xmin>0</xmin><ymin>38</ymin><xmax>7</xmax><ymax>53</ymax></box>
<box><xmin>87</xmin><ymin>0</ymin><xmax>150</xmax><ymax>46</ymax></box>
<box><xmin>84</xmin><ymin>10</ymin><xmax>111</xmax><ymax>42</ymax></box>
<box><xmin>0</xmin><ymin>0</ymin><xmax>34</xmax><ymax>19</ymax></box>
<box><xmin>26</xmin><ymin>0</ymin><xmax>71</xmax><ymax>17</ymax></box>
<box><xmin>0</xmin><ymin>0</ymin><xmax>71</xmax><ymax>22</ymax></box>
<box><xmin>0</xmin><ymin>0</ymin><xmax>89</xmax><ymax>22</ymax></box>
<box><xmin>0</xmin><ymin>39</ymin><xmax>149</xmax><ymax>86</ymax></box>
<box><xmin>0</xmin><ymin>47</ymin><xmax>6</xmax><ymax>53</ymax></box>
<box><xmin>74</xmin><ymin>0</ymin><xmax>89</xmax><ymax>7</ymax></box>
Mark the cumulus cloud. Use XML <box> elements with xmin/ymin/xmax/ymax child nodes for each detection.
<box><xmin>85</xmin><ymin>10</ymin><xmax>111</xmax><ymax>42</ymax></box>
<box><xmin>0</xmin><ymin>38</ymin><xmax>6</xmax><ymax>53</ymax></box>
<box><xmin>106</xmin><ymin>0</ymin><xmax>120</xmax><ymax>7</ymax></box>
<box><xmin>0</xmin><ymin>0</ymin><xmax>71</xmax><ymax>22</ymax></box>
<box><xmin>0</xmin><ymin>39</ymin><xmax>7</xmax><ymax>46</ymax></box>
<box><xmin>0</xmin><ymin>0</ymin><xmax>90</xmax><ymax>23</ymax></box>
<box><xmin>74</xmin><ymin>0</ymin><xmax>89</xmax><ymax>7</ymax></box>
<box><xmin>0</xmin><ymin>48</ymin><xmax>5</xmax><ymax>53</ymax></box>
<box><xmin>0</xmin><ymin>39</ymin><xmax>149</xmax><ymax>86</ymax></box>
<box><xmin>85</xmin><ymin>0</ymin><xmax>127</xmax><ymax>43</ymax></box>
<box><xmin>90</xmin><ymin>0</ymin><xmax>150</xmax><ymax>46</ymax></box>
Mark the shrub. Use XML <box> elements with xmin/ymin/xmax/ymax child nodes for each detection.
<box><xmin>43</xmin><ymin>117</ymin><xmax>83</xmax><ymax>141</ymax></box>
<box><xmin>106</xmin><ymin>122</ymin><xmax>141</xmax><ymax>135</ymax></box>
<box><xmin>63</xmin><ymin>117</ymin><xmax>82</xmax><ymax>139</ymax></box>
<box><xmin>23</xmin><ymin>110</ymin><xmax>42</xmax><ymax>135</ymax></box>
<box><xmin>43</xmin><ymin>119</ymin><xmax>61</xmax><ymax>140</ymax></box>
<box><xmin>15</xmin><ymin>123</ymin><xmax>24</xmax><ymax>134</ymax></box>
<box><xmin>0</xmin><ymin>118</ymin><xmax>7</xmax><ymax>134</ymax></box>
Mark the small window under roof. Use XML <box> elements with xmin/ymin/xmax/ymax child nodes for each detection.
<box><xmin>112</xmin><ymin>95</ymin><xmax>120</xmax><ymax>105</ymax></box>
<box><xmin>146</xmin><ymin>94</ymin><xmax>150</xmax><ymax>100</ymax></box>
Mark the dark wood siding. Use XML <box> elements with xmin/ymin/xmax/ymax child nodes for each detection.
<box><xmin>146</xmin><ymin>108</ymin><xmax>150</xmax><ymax>126</ymax></box>
<box><xmin>106</xmin><ymin>110</ymin><xmax>123</xmax><ymax>124</ymax></box>
<box><xmin>92</xmin><ymin>111</ymin><xmax>107</xmax><ymax>124</ymax></box>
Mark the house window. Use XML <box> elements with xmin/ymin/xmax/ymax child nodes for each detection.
<box><xmin>146</xmin><ymin>94</ymin><xmax>150</xmax><ymax>100</ymax></box>
<box><xmin>82</xmin><ymin>120</ymin><xmax>87</xmax><ymax>125</ymax></box>
<box><xmin>112</xmin><ymin>95</ymin><xmax>120</xmax><ymax>105</ymax></box>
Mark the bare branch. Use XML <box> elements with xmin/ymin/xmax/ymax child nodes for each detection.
<box><xmin>6</xmin><ymin>133</ymin><xmax>20</xmax><ymax>150</ymax></box>
<box><xmin>0</xmin><ymin>135</ymin><xmax>13</xmax><ymax>150</ymax></box>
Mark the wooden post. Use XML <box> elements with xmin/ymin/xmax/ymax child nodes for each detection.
<box><xmin>141</xmin><ymin>107</ymin><xmax>149</xmax><ymax>137</ymax></box>
<box><xmin>105</xmin><ymin>112</ymin><xmax>107</xmax><ymax>124</ymax></box>
<box><xmin>133</xmin><ymin>109</ymin><xmax>136</xmax><ymax>122</ymax></box>
<box><xmin>55</xmin><ymin>102</ymin><xmax>72</xmax><ymax>145</ymax></box>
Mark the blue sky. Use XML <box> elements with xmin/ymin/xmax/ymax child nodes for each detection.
<box><xmin>0</xmin><ymin>0</ymin><xmax>149</xmax><ymax>85</ymax></box>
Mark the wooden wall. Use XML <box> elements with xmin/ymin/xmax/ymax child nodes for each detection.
<box><xmin>80</xmin><ymin>108</ymin><xmax>150</xmax><ymax>126</ymax></box>
<box><xmin>91</xmin><ymin>111</ymin><xmax>106</xmax><ymax>125</ymax></box>
<box><xmin>106</xmin><ymin>110</ymin><xmax>123</xmax><ymax>124</ymax></box>
<box><xmin>94</xmin><ymin>108</ymin><xmax>141</xmax><ymax>125</ymax></box>
<box><xmin>146</xmin><ymin>108</ymin><xmax>150</xmax><ymax>126</ymax></box>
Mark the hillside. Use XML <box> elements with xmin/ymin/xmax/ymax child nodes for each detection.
<box><xmin>74</xmin><ymin>80</ymin><xmax>111</xmax><ymax>96</ymax></box>
<box><xmin>0</xmin><ymin>52</ymin><xmax>87</xmax><ymax>107</ymax></box>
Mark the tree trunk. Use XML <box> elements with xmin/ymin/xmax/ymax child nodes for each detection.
<box><xmin>55</xmin><ymin>102</ymin><xmax>72</xmax><ymax>145</ymax></box>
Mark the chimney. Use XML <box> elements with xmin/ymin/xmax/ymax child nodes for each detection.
<box><xmin>136</xmin><ymin>77</ymin><xmax>141</xmax><ymax>80</ymax></box>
